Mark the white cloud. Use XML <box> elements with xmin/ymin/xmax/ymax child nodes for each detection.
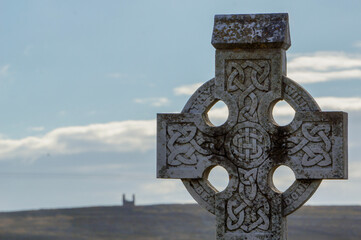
<box><xmin>288</xmin><ymin>69</ymin><xmax>361</xmax><ymax>83</ymax></box>
<box><xmin>173</xmin><ymin>82</ymin><xmax>202</xmax><ymax>96</ymax></box>
<box><xmin>316</xmin><ymin>97</ymin><xmax>361</xmax><ymax>111</ymax></box>
<box><xmin>134</xmin><ymin>97</ymin><xmax>169</xmax><ymax>107</ymax></box>
<box><xmin>0</xmin><ymin>120</ymin><xmax>156</xmax><ymax>161</ymax></box>
<box><xmin>289</xmin><ymin>52</ymin><xmax>361</xmax><ymax>71</ymax></box>
<box><xmin>288</xmin><ymin>52</ymin><xmax>361</xmax><ymax>83</ymax></box>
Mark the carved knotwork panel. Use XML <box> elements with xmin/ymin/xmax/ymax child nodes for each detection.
<box><xmin>226</xmin><ymin>168</ymin><xmax>271</xmax><ymax>233</ymax></box>
<box><xmin>225</xmin><ymin>59</ymin><xmax>271</xmax><ymax>123</ymax></box>
<box><xmin>225</xmin><ymin>122</ymin><xmax>271</xmax><ymax>169</ymax></box>
<box><xmin>288</xmin><ymin>122</ymin><xmax>332</xmax><ymax>168</ymax></box>
<box><xmin>166</xmin><ymin>124</ymin><xmax>212</xmax><ymax>166</ymax></box>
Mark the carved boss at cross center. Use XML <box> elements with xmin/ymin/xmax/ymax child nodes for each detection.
<box><xmin>157</xmin><ymin>14</ymin><xmax>347</xmax><ymax>240</ymax></box>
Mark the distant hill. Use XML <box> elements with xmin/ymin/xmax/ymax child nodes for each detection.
<box><xmin>0</xmin><ymin>204</ymin><xmax>360</xmax><ymax>240</ymax></box>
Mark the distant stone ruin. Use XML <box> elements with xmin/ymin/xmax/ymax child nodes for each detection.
<box><xmin>122</xmin><ymin>194</ymin><xmax>135</xmax><ymax>207</ymax></box>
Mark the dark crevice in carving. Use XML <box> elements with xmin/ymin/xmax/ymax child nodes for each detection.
<box><xmin>268</xmin><ymin>127</ymin><xmax>290</xmax><ymax>165</ymax></box>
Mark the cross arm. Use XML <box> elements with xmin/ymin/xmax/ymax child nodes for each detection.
<box><xmin>285</xmin><ymin>111</ymin><xmax>348</xmax><ymax>179</ymax></box>
<box><xmin>157</xmin><ymin>113</ymin><xmax>217</xmax><ymax>179</ymax></box>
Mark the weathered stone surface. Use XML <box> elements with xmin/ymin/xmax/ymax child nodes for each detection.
<box><xmin>157</xmin><ymin>13</ymin><xmax>348</xmax><ymax>240</ymax></box>
<box><xmin>212</xmin><ymin>14</ymin><xmax>291</xmax><ymax>50</ymax></box>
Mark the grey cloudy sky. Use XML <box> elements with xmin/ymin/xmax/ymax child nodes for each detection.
<box><xmin>0</xmin><ymin>0</ymin><xmax>360</xmax><ymax>211</ymax></box>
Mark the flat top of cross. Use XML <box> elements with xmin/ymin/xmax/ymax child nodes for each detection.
<box><xmin>212</xmin><ymin>13</ymin><xmax>290</xmax><ymax>50</ymax></box>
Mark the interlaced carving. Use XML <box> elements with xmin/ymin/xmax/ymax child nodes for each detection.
<box><xmin>233</xmin><ymin>128</ymin><xmax>263</xmax><ymax>161</ymax></box>
<box><xmin>227</xmin><ymin>197</ymin><xmax>246</xmax><ymax>230</ymax></box>
<box><xmin>238</xmin><ymin>168</ymin><xmax>258</xmax><ymax>204</ymax></box>
<box><xmin>239</xmin><ymin>89</ymin><xmax>259</xmax><ymax>122</ymax></box>
<box><xmin>167</xmin><ymin>125</ymin><xmax>211</xmax><ymax>166</ymax></box>
<box><xmin>226</xmin><ymin>61</ymin><xmax>270</xmax><ymax>92</ymax></box>
<box><xmin>227</xmin><ymin>122</ymin><xmax>270</xmax><ymax>168</ymax></box>
<box><xmin>226</xmin><ymin>60</ymin><xmax>270</xmax><ymax>123</ymax></box>
<box><xmin>201</xmin><ymin>135</ymin><xmax>226</xmax><ymax>156</ymax></box>
<box><xmin>226</xmin><ymin>168</ymin><xmax>270</xmax><ymax>232</ymax></box>
<box><xmin>288</xmin><ymin>123</ymin><xmax>332</xmax><ymax>167</ymax></box>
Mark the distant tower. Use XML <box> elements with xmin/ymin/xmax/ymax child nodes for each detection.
<box><xmin>122</xmin><ymin>194</ymin><xmax>135</xmax><ymax>207</ymax></box>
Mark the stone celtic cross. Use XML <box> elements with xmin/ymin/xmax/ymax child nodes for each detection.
<box><xmin>157</xmin><ymin>13</ymin><xmax>347</xmax><ymax>240</ymax></box>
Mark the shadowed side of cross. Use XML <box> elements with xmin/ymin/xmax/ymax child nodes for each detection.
<box><xmin>157</xmin><ymin>14</ymin><xmax>347</xmax><ymax>240</ymax></box>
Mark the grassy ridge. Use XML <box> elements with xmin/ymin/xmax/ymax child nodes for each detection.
<box><xmin>0</xmin><ymin>204</ymin><xmax>360</xmax><ymax>239</ymax></box>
